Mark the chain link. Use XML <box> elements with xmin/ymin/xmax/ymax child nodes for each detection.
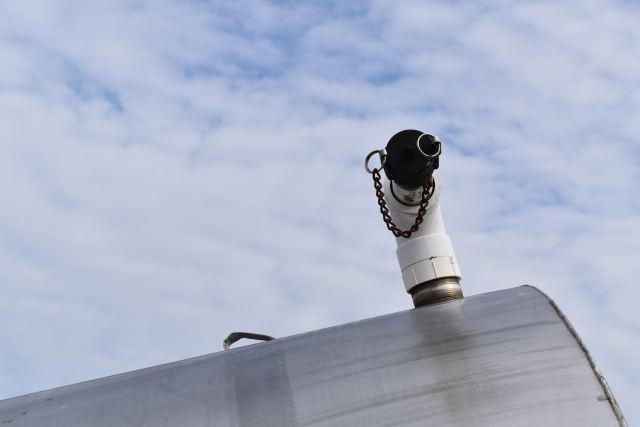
<box><xmin>371</xmin><ymin>166</ymin><xmax>436</xmax><ymax>238</ymax></box>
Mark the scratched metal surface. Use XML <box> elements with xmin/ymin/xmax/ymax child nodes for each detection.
<box><xmin>0</xmin><ymin>286</ymin><xmax>622</xmax><ymax>426</ymax></box>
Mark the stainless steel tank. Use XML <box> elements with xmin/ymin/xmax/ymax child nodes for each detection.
<box><xmin>0</xmin><ymin>286</ymin><xmax>626</xmax><ymax>426</ymax></box>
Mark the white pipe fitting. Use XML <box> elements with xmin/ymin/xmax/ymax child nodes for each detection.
<box><xmin>383</xmin><ymin>174</ymin><xmax>462</xmax><ymax>299</ymax></box>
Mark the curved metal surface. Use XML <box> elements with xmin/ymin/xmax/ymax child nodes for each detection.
<box><xmin>0</xmin><ymin>286</ymin><xmax>624</xmax><ymax>426</ymax></box>
<box><xmin>530</xmin><ymin>285</ymin><xmax>627</xmax><ymax>426</ymax></box>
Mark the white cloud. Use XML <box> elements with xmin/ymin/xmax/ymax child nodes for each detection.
<box><xmin>0</xmin><ymin>0</ymin><xmax>638</xmax><ymax>422</ymax></box>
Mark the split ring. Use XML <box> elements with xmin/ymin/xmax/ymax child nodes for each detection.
<box><xmin>416</xmin><ymin>134</ymin><xmax>441</xmax><ymax>158</ymax></box>
<box><xmin>365</xmin><ymin>148</ymin><xmax>387</xmax><ymax>174</ymax></box>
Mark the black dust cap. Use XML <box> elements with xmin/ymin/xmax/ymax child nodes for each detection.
<box><xmin>383</xmin><ymin>129</ymin><xmax>440</xmax><ymax>188</ymax></box>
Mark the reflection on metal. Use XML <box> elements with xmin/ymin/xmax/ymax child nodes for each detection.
<box><xmin>0</xmin><ymin>286</ymin><xmax>626</xmax><ymax>426</ymax></box>
<box><xmin>223</xmin><ymin>332</ymin><xmax>275</xmax><ymax>351</ymax></box>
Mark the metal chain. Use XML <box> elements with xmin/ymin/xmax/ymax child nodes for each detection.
<box><xmin>371</xmin><ymin>167</ymin><xmax>435</xmax><ymax>238</ymax></box>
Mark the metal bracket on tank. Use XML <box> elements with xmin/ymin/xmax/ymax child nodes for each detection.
<box><xmin>223</xmin><ymin>332</ymin><xmax>275</xmax><ymax>350</ymax></box>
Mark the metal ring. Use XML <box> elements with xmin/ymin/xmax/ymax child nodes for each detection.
<box><xmin>365</xmin><ymin>149</ymin><xmax>387</xmax><ymax>174</ymax></box>
<box><xmin>416</xmin><ymin>134</ymin><xmax>441</xmax><ymax>158</ymax></box>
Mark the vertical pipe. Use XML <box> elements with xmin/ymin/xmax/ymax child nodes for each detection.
<box><xmin>384</xmin><ymin>175</ymin><xmax>463</xmax><ymax>307</ymax></box>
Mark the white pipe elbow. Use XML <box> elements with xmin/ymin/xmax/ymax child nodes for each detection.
<box><xmin>383</xmin><ymin>174</ymin><xmax>462</xmax><ymax>295</ymax></box>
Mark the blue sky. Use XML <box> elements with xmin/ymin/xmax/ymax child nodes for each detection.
<box><xmin>1</xmin><ymin>0</ymin><xmax>638</xmax><ymax>422</ymax></box>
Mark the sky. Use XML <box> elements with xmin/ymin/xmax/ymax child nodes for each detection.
<box><xmin>0</xmin><ymin>0</ymin><xmax>638</xmax><ymax>423</ymax></box>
